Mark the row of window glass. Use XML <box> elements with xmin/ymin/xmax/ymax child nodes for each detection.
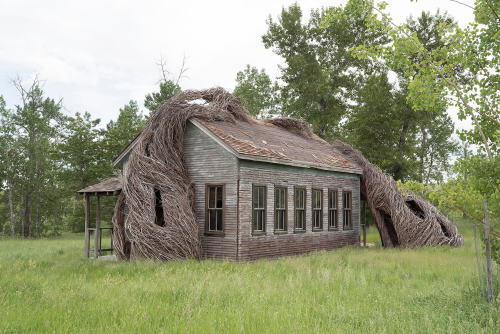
<box><xmin>205</xmin><ymin>184</ymin><xmax>353</xmax><ymax>234</ymax></box>
<box><xmin>253</xmin><ymin>185</ymin><xmax>352</xmax><ymax>234</ymax></box>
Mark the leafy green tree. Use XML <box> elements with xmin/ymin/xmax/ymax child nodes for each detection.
<box><xmin>104</xmin><ymin>100</ymin><xmax>146</xmax><ymax>161</ymax></box>
<box><xmin>349</xmin><ymin>0</ymin><xmax>498</xmax><ymax>263</ymax></box>
<box><xmin>56</xmin><ymin>112</ymin><xmax>108</xmax><ymax>232</ymax></box>
<box><xmin>144</xmin><ymin>80</ymin><xmax>181</xmax><ymax>113</ymax></box>
<box><xmin>346</xmin><ymin>72</ymin><xmax>420</xmax><ymax>181</ymax></box>
<box><xmin>10</xmin><ymin>77</ymin><xmax>65</xmax><ymax>237</ymax></box>
<box><xmin>262</xmin><ymin>1</ymin><xmax>387</xmax><ymax>138</ymax></box>
<box><xmin>233</xmin><ymin>65</ymin><xmax>279</xmax><ymax>118</ymax></box>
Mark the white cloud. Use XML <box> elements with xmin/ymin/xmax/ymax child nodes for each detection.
<box><xmin>0</xmin><ymin>0</ymin><xmax>476</xmax><ymax>126</ymax></box>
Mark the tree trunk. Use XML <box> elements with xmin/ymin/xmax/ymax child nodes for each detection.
<box><xmin>419</xmin><ymin>127</ymin><xmax>427</xmax><ymax>183</ymax></box>
<box><xmin>9</xmin><ymin>185</ymin><xmax>15</xmax><ymax>237</ymax></box>
<box><xmin>35</xmin><ymin>192</ymin><xmax>40</xmax><ymax>238</ymax></box>
<box><xmin>483</xmin><ymin>200</ymin><xmax>493</xmax><ymax>304</ymax></box>
<box><xmin>24</xmin><ymin>192</ymin><xmax>31</xmax><ymax>238</ymax></box>
<box><xmin>398</xmin><ymin>119</ymin><xmax>410</xmax><ymax>152</ymax></box>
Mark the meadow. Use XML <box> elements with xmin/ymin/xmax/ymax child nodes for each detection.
<box><xmin>0</xmin><ymin>226</ymin><xmax>498</xmax><ymax>333</ymax></box>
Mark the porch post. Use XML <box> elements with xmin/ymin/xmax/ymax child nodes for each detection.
<box><xmin>94</xmin><ymin>194</ymin><xmax>101</xmax><ymax>259</ymax></box>
<box><xmin>362</xmin><ymin>200</ymin><xmax>367</xmax><ymax>247</ymax></box>
<box><xmin>84</xmin><ymin>193</ymin><xmax>90</xmax><ymax>258</ymax></box>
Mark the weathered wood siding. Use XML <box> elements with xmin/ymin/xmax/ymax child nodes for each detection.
<box><xmin>238</xmin><ymin>161</ymin><xmax>360</xmax><ymax>261</ymax></box>
<box><xmin>183</xmin><ymin>122</ymin><xmax>239</xmax><ymax>260</ymax></box>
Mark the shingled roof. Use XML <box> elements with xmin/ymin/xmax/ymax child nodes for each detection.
<box><xmin>113</xmin><ymin>117</ymin><xmax>362</xmax><ymax>175</ymax></box>
<box><xmin>77</xmin><ymin>177</ymin><xmax>122</xmax><ymax>195</ymax></box>
<box><xmin>192</xmin><ymin>118</ymin><xmax>361</xmax><ymax>174</ymax></box>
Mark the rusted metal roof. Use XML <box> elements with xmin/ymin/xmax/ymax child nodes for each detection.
<box><xmin>194</xmin><ymin>118</ymin><xmax>362</xmax><ymax>174</ymax></box>
<box><xmin>77</xmin><ymin>177</ymin><xmax>122</xmax><ymax>195</ymax></box>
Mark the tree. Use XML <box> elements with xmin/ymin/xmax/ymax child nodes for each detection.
<box><xmin>348</xmin><ymin>0</ymin><xmax>499</xmax><ymax>269</ymax></box>
<box><xmin>104</xmin><ymin>100</ymin><xmax>146</xmax><ymax>161</ymax></box>
<box><xmin>144</xmin><ymin>80</ymin><xmax>181</xmax><ymax>113</ymax></box>
<box><xmin>9</xmin><ymin>77</ymin><xmax>64</xmax><ymax>237</ymax></box>
<box><xmin>345</xmin><ymin>72</ymin><xmax>420</xmax><ymax>181</ymax></box>
<box><xmin>341</xmin><ymin>11</ymin><xmax>458</xmax><ymax>182</ymax></box>
<box><xmin>262</xmin><ymin>1</ymin><xmax>387</xmax><ymax>139</ymax></box>
<box><xmin>233</xmin><ymin>65</ymin><xmax>279</xmax><ymax>118</ymax></box>
<box><xmin>56</xmin><ymin>112</ymin><xmax>108</xmax><ymax>232</ymax></box>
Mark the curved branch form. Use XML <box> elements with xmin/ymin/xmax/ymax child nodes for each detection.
<box><xmin>332</xmin><ymin>140</ymin><xmax>463</xmax><ymax>248</ymax></box>
<box><xmin>113</xmin><ymin>88</ymin><xmax>249</xmax><ymax>261</ymax></box>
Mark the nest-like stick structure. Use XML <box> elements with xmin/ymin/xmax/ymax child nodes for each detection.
<box><xmin>113</xmin><ymin>88</ymin><xmax>462</xmax><ymax>261</ymax></box>
<box><xmin>113</xmin><ymin>88</ymin><xmax>249</xmax><ymax>260</ymax></box>
<box><xmin>332</xmin><ymin>140</ymin><xmax>463</xmax><ymax>247</ymax></box>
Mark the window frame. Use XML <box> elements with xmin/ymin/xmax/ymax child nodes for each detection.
<box><xmin>312</xmin><ymin>188</ymin><xmax>323</xmax><ymax>231</ymax></box>
<box><xmin>294</xmin><ymin>186</ymin><xmax>306</xmax><ymax>233</ymax></box>
<box><xmin>252</xmin><ymin>184</ymin><xmax>267</xmax><ymax>235</ymax></box>
<box><xmin>274</xmin><ymin>186</ymin><xmax>288</xmax><ymax>234</ymax></box>
<box><xmin>328</xmin><ymin>189</ymin><xmax>339</xmax><ymax>231</ymax></box>
<box><xmin>205</xmin><ymin>184</ymin><xmax>225</xmax><ymax>236</ymax></box>
<box><xmin>343</xmin><ymin>190</ymin><xmax>353</xmax><ymax>230</ymax></box>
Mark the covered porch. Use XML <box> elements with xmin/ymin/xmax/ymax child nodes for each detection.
<box><xmin>77</xmin><ymin>177</ymin><xmax>122</xmax><ymax>258</ymax></box>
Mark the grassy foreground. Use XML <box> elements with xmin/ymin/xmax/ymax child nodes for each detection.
<box><xmin>0</xmin><ymin>227</ymin><xmax>498</xmax><ymax>333</ymax></box>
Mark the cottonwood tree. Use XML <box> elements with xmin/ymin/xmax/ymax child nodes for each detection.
<box><xmin>233</xmin><ymin>65</ymin><xmax>280</xmax><ymax>118</ymax></box>
<box><xmin>262</xmin><ymin>1</ymin><xmax>387</xmax><ymax>139</ymax></box>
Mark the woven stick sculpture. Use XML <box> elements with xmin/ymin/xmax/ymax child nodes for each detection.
<box><xmin>113</xmin><ymin>88</ymin><xmax>462</xmax><ymax>261</ymax></box>
<box><xmin>331</xmin><ymin>140</ymin><xmax>463</xmax><ymax>247</ymax></box>
<box><xmin>113</xmin><ymin>88</ymin><xmax>250</xmax><ymax>260</ymax></box>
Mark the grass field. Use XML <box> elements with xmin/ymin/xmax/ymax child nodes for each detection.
<box><xmin>0</xmin><ymin>226</ymin><xmax>498</xmax><ymax>333</ymax></box>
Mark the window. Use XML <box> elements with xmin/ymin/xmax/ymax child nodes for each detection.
<box><xmin>206</xmin><ymin>185</ymin><xmax>224</xmax><ymax>234</ymax></box>
<box><xmin>252</xmin><ymin>185</ymin><xmax>266</xmax><ymax>233</ymax></box>
<box><xmin>274</xmin><ymin>186</ymin><xmax>287</xmax><ymax>232</ymax></box>
<box><xmin>294</xmin><ymin>187</ymin><xmax>306</xmax><ymax>231</ymax></box>
<box><xmin>343</xmin><ymin>190</ymin><xmax>352</xmax><ymax>230</ymax></box>
<box><xmin>312</xmin><ymin>189</ymin><xmax>323</xmax><ymax>231</ymax></box>
<box><xmin>328</xmin><ymin>189</ymin><xmax>338</xmax><ymax>230</ymax></box>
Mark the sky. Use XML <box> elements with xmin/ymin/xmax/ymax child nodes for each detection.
<box><xmin>0</xmin><ymin>0</ymin><xmax>475</xmax><ymax>127</ymax></box>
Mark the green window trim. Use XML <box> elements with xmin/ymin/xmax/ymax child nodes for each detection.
<box><xmin>252</xmin><ymin>185</ymin><xmax>267</xmax><ymax>234</ymax></box>
<box><xmin>312</xmin><ymin>188</ymin><xmax>323</xmax><ymax>231</ymax></box>
<box><xmin>328</xmin><ymin>189</ymin><xmax>339</xmax><ymax>230</ymax></box>
<box><xmin>274</xmin><ymin>186</ymin><xmax>287</xmax><ymax>232</ymax></box>
<box><xmin>294</xmin><ymin>187</ymin><xmax>306</xmax><ymax>232</ymax></box>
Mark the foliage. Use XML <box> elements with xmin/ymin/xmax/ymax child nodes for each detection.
<box><xmin>144</xmin><ymin>80</ymin><xmax>181</xmax><ymax>113</ymax></box>
<box><xmin>262</xmin><ymin>1</ymin><xmax>387</xmax><ymax>139</ymax></box>
<box><xmin>103</xmin><ymin>100</ymin><xmax>146</xmax><ymax>162</ymax></box>
<box><xmin>233</xmin><ymin>65</ymin><xmax>279</xmax><ymax>118</ymax></box>
<box><xmin>346</xmin><ymin>72</ymin><xmax>419</xmax><ymax>181</ymax></box>
<box><xmin>0</xmin><ymin>232</ymin><xmax>498</xmax><ymax>332</ymax></box>
<box><xmin>232</xmin><ymin>3</ymin><xmax>458</xmax><ymax>182</ymax></box>
<box><xmin>55</xmin><ymin>112</ymin><xmax>108</xmax><ymax>232</ymax></box>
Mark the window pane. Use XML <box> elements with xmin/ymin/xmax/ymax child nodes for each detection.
<box><xmin>209</xmin><ymin>210</ymin><xmax>216</xmax><ymax>231</ymax></box>
<box><xmin>258</xmin><ymin>211</ymin><xmax>264</xmax><ymax>231</ymax></box>
<box><xmin>216</xmin><ymin>210</ymin><xmax>223</xmax><ymax>231</ymax></box>
<box><xmin>216</xmin><ymin>187</ymin><xmax>223</xmax><ymax>208</ymax></box>
<box><xmin>209</xmin><ymin>187</ymin><xmax>215</xmax><ymax>208</ymax></box>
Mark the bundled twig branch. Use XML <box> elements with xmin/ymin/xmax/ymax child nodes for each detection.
<box><xmin>331</xmin><ymin>140</ymin><xmax>463</xmax><ymax>248</ymax></box>
<box><xmin>113</xmin><ymin>88</ymin><xmax>249</xmax><ymax>260</ymax></box>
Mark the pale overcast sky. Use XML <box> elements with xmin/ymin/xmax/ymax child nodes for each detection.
<box><xmin>0</xmin><ymin>0</ymin><xmax>475</xmax><ymax>126</ymax></box>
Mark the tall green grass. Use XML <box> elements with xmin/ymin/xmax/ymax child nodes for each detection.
<box><xmin>0</xmin><ymin>227</ymin><xmax>498</xmax><ymax>333</ymax></box>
